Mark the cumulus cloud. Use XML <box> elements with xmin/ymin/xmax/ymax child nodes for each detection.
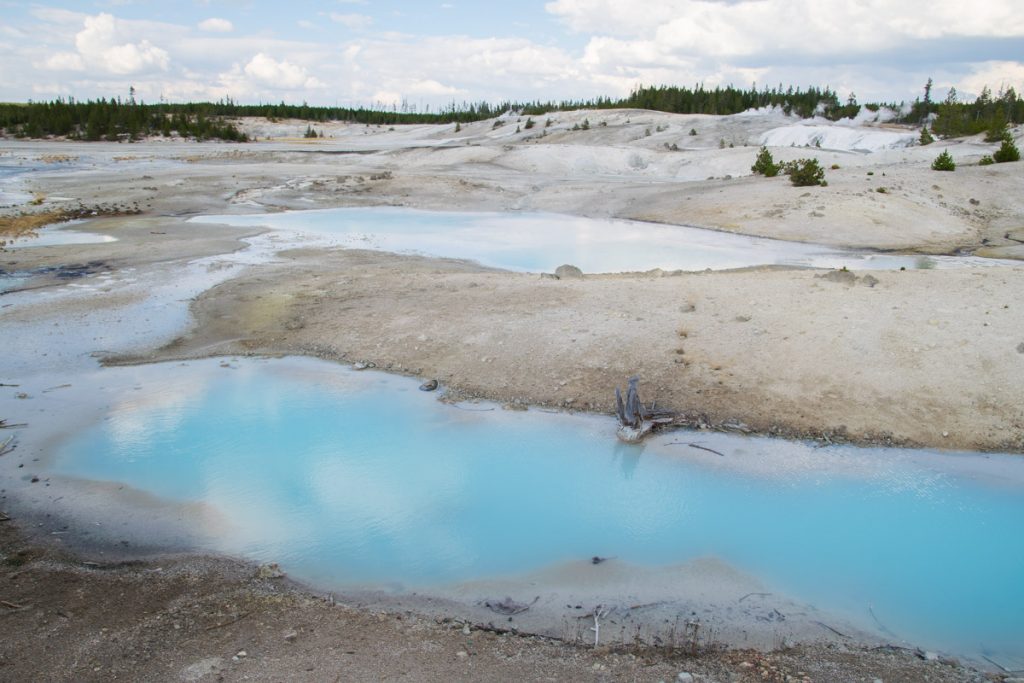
<box><xmin>74</xmin><ymin>13</ymin><xmax>170</xmax><ymax>74</ymax></box>
<box><xmin>960</xmin><ymin>61</ymin><xmax>1024</xmax><ymax>97</ymax></box>
<box><xmin>243</xmin><ymin>53</ymin><xmax>324</xmax><ymax>90</ymax></box>
<box><xmin>40</xmin><ymin>52</ymin><xmax>85</xmax><ymax>71</ymax></box>
<box><xmin>198</xmin><ymin>18</ymin><xmax>233</xmax><ymax>33</ymax></box>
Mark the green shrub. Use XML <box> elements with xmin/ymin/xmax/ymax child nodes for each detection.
<box><xmin>751</xmin><ymin>146</ymin><xmax>779</xmax><ymax>177</ymax></box>
<box><xmin>931</xmin><ymin>150</ymin><xmax>955</xmax><ymax>171</ymax></box>
<box><xmin>978</xmin><ymin>155</ymin><xmax>995</xmax><ymax>166</ymax></box>
<box><xmin>984</xmin><ymin>121</ymin><xmax>1008</xmax><ymax>143</ymax></box>
<box><xmin>993</xmin><ymin>134</ymin><xmax>1020</xmax><ymax>163</ymax></box>
<box><xmin>831</xmin><ymin>163</ymin><xmax>840</xmax><ymax>169</ymax></box>
<box><xmin>689</xmin><ymin>128</ymin><xmax>697</xmax><ymax>136</ymax></box>
<box><xmin>524</xmin><ymin>118</ymin><xmax>535</xmax><ymax>129</ymax></box>
<box><xmin>919</xmin><ymin>126</ymin><xmax>934</xmax><ymax>145</ymax></box>
<box><xmin>784</xmin><ymin>158</ymin><xmax>826</xmax><ymax>186</ymax></box>
<box><xmin>876</xmin><ymin>187</ymin><xmax>887</xmax><ymax>193</ymax></box>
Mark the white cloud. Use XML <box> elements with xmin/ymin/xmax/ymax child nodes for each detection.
<box><xmin>243</xmin><ymin>53</ymin><xmax>324</xmax><ymax>90</ymax></box>
<box><xmin>330</xmin><ymin>13</ymin><xmax>374</xmax><ymax>30</ymax></box>
<box><xmin>960</xmin><ymin>61</ymin><xmax>1024</xmax><ymax>98</ymax></box>
<box><xmin>74</xmin><ymin>13</ymin><xmax>170</xmax><ymax>74</ymax></box>
<box><xmin>198</xmin><ymin>18</ymin><xmax>234</xmax><ymax>33</ymax></box>
<box><xmin>546</xmin><ymin>0</ymin><xmax>1024</xmax><ymax>56</ymax></box>
<box><xmin>40</xmin><ymin>52</ymin><xmax>85</xmax><ymax>71</ymax></box>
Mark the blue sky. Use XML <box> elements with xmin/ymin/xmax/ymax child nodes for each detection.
<box><xmin>2</xmin><ymin>0</ymin><xmax>1022</xmax><ymax>108</ymax></box>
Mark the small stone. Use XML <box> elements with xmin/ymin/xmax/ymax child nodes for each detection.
<box><xmin>236</xmin><ymin>650</ymin><xmax>247</xmax><ymax>658</ymax></box>
<box><xmin>861</xmin><ymin>274</ymin><xmax>879</xmax><ymax>287</ymax></box>
<box><xmin>677</xmin><ymin>673</ymin><xmax>695</xmax><ymax>682</ymax></box>
<box><xmin>456</xmin><ymin>651</ymin><xmax>469</xmax><ymax>660</ymax></box>
<box><xmin>1016</xmin><ymin>342</ymin><xmax>1024</xmax><ymax>354</ymax></box>
<box><xmin>554</xmin><ymin>264</ymin><xmax>583</xmax><ymax>279</ymax></box>
<box><xmin>284</xmin><ymin>630</ymin><xmax>298</xmax><ymax>642</ymax></box>
<box><xmin>680</xmin><ymin>303</ymin><xmax>696</xmax><ymax>313</ymax></box>
<box><xmin>256</xmin><ymin>563</ymin><xmax>285</xmax><ymax>579</ymax></box>
<box><xmin>419</xmin><ymin>379</ymin><xmax>438</xmax><ymax>392</ymax></box>
<box><xmin>461</xmin><ymin>624</ymin><xmax>471</xmax><ymax>635</ymax></box>
<box><xmin>922</xmin><ymin>651</ymin><xmax>939</xmax><ymax>661</ymax></box>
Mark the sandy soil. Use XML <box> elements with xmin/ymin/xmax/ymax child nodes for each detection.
<box><xmin>2</xmin><ymin>110</ymin><xmax>1023</xmax><ymax>680</ymax></box>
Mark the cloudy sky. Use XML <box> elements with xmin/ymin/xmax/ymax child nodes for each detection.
<box><xmin>2</xmin><ymin>0</ymin><xmax>1023</xmax><ymax>109</ymax></box>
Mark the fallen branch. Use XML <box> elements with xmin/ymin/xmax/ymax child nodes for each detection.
<box><xmin>483</xmin><ymin>596</ymin><xmax>539</xmax><ymax>616</ymax></box>
<box><xmin>812</xmin><ymin>620</ymin><xmax>849</xmax><ymax>638</ymax></box>
<box><xmin>1</xmin><ymin>600</ymin><xmax>26</xmax><ymax>609</ymax></box>
<box><xmin>0</xmin><ymin>512</ymin><xmax>10</xmax><ymax>522</ymax></box>
<box><xmin>0</xmin><ymin>420</ymin><xmax>28</xmax><ymax>429</ymax></box>
<box><xmin>205</xmin><ymin>612</ymin><xmax>250</xmax><ymax>631</ymax></box>
<box><xmin>0</xmin><ymin>436</ymin><xmax>15</xmax><ymax>457</ymax></box>
<box><xmin>665</xmin><ymin>441</ymin><xmax>725</xmax><ymax>457</ymax></box>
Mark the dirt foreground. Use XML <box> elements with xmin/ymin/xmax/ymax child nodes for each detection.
<box><xmin>2</xmin><ymin>111</ymin><xmax>1024</xmax><ymax>680</ymax></box>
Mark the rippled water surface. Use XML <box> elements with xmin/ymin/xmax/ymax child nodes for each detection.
<box><xmin>48</xmin><ymin>357</ymin><xmax>1024</xmax><ymax>663</ymax></box>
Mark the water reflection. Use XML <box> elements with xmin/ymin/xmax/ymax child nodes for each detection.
<box><xmin>190</xmin><ymin>207</ymin><xmax>1017</xmax><ymax>274</ymax></box>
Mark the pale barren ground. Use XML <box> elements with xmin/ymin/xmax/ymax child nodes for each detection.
<box><xmin>1</xmin><ymin>109</ymin><xmax>1022</xmax><ymax>681</ymax></box>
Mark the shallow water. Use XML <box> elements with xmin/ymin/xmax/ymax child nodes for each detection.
<box><xmin>44</xmin><ymin>356</ymin><xmax>1024</xmax><ymax>663</ymax></box>
<box><xmin>4</xmin><ymin>224</ymin><xmax>117</xmax><ymax>249</ymax></box>
<box><xmin>191</xmin><ymin>207</ymin><xmax>1014</xmax><ymax>273</ymax></box>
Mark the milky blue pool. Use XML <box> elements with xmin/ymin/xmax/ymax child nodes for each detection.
<box><xmin>47</xmin><ymin>356</ymin><xmax>1024</xmax><ymax>664</ymax></box>
<box><xmin>190</xmin><ymin>207</ymin><xmax>1014</xmax><ymax>273</ymax></box>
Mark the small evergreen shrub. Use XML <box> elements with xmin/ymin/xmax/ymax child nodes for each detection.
<box><xmin>993</xmin><ymin>134</ymin><xmax>1020</xmax><ymax>163</ymax></box>
<box><xmin>978</xmin><ymin>155</ymin><xmax>995</xmax><ymax>166</ymax></box>
<box><xmin>689</xmin><ymin>128</ymin><xmax>697</xmax><ymax>136</ymax></box>
<box><xmin>524</xmin><ymin>118</ymin><xmax>535</xmax><ymax>129</ymax></box>
<box><xmin>984</xmin><ymin>122</ymin><xmax>1008</xmax><ymax>143</ymax></box>
<box><xmin>919</xmin><ymin>126</ymin><xmax>934</xmax><ymax>145</ymax></box>
<box><xmin>931</xmin><ymin>150</ymin><xmax>955</xmax><ymax>171</ymax></box>
<box><xmin>751</xmin><ymin>146</ymin><xmax>779</xmax><ymax>177</ymax></box>
<box><xmin>831</xmin><ymin>163</ymin><xmax>840</xmax><ymax>169</ymax></box>
<box><xmin>580</xmin><ymin>118</ymin><xmax>590</xmax><ymax>130</ymax></box>
<box><xmin>784</xmin><ymin>158</ymin><xmax>826</xmax><ymax>187</ymax></box>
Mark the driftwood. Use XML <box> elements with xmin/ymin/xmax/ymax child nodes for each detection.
<box><xmin>483</xmin><ymin>596</ymin><xmax>539</xmax><ymax>616</ymax></box>
<box><xmin>614</xmin><ymin>377</ymin><xmax>675</xmax><ymax>442</ymax></box>
<box><xmin>0</xmin><ymin>436</ymin><xmax>15</xmax><ymax>457</ymax></box>
<box><xmin>615</xmin><ymin>376</ymin><xmax>651</xmax><ymax>442</ymax></box>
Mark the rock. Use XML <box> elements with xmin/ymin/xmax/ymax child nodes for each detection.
<box><xmin>554</xmin><ymin>264</ymin><xmax>583</xmax><ymax>279</ymax></box>
<box><xmin>816</xmin><ymin>269</ymin><xmax>857</xmax><ymax>285</ymax></box>
<box><xmin>456</xmin><ymin>650</ymin><xmax>469</xmax><ymax>660</ymax></box>
<box><xmin>861</xmin><ymin>274</ymin><xmax>879</xmax><ymax>287</ymax></box>
<box><xmin>680</xmin><ymin>303</ymin><xmax>697</xmax><ymax>313</ymax></box>
<box><xmin>419</xmin><ymin>379</ymin><xmax>438</xmax><ymax>392</ymax></box>
<box><xmin>255</xmin><ymin>563</ymin><xmax>285</xmax><ymax>579</ymax></box>
<box><xmin>180</xmin><ymin>657</ymin><xmax>224</xmax><ymax>682</ymax></box>
<box><xmin>283</xmin><ymin>630</ymin><xmax>298</xmax><ymax>642</ymax></box>
<box><xmin>1017</xmin><ymin>342</ymin><xmax>1024</xmax><ymax>354</ymax></box>
<box><xmin>461</xmin><ymin>624</ymin><xmax>471</xmax><ymax>635</ymax></box>
<box><xmin>677</xmin><ymin>673</ymin><xmax>695</xmax><ymax>682</ymax></box>
<box><xmin>922</xmin><ymin>651</ymin><xmax>939</xmax><ymax>661</ymax></box>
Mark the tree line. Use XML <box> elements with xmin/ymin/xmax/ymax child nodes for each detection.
<box><xmin>1</xmin><ymin>81</ymin><xmax>1021</xmax><ymax>142</ymax></box>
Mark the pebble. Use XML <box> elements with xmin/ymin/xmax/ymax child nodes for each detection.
<box><xmin>461</xmin><ymin>624</ymin><xmax>471</xmax><ymax>635</ymax></box>
<box><xmin>418</xmin><ymin>379</ymin><xmax>438</xmax><ymax>392</ymax></box>
<box><xmin>677</xmin><ymin>673</ymin><xmax>695</xmax><ymax>682</ymax></box>
<box><xmin>284</xmin><ymin>630</ymin><xmax>298</xmax><ymax>642</ymax></box>
<box><xmin>456</xmin><ymin>651</ymin><xmax>469</xmax><ymax>660</ymax></box>
<box><xmin>923</xmin><ymin>651</ymin><xmax>939</xmax><ymax>661</ymax></box>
